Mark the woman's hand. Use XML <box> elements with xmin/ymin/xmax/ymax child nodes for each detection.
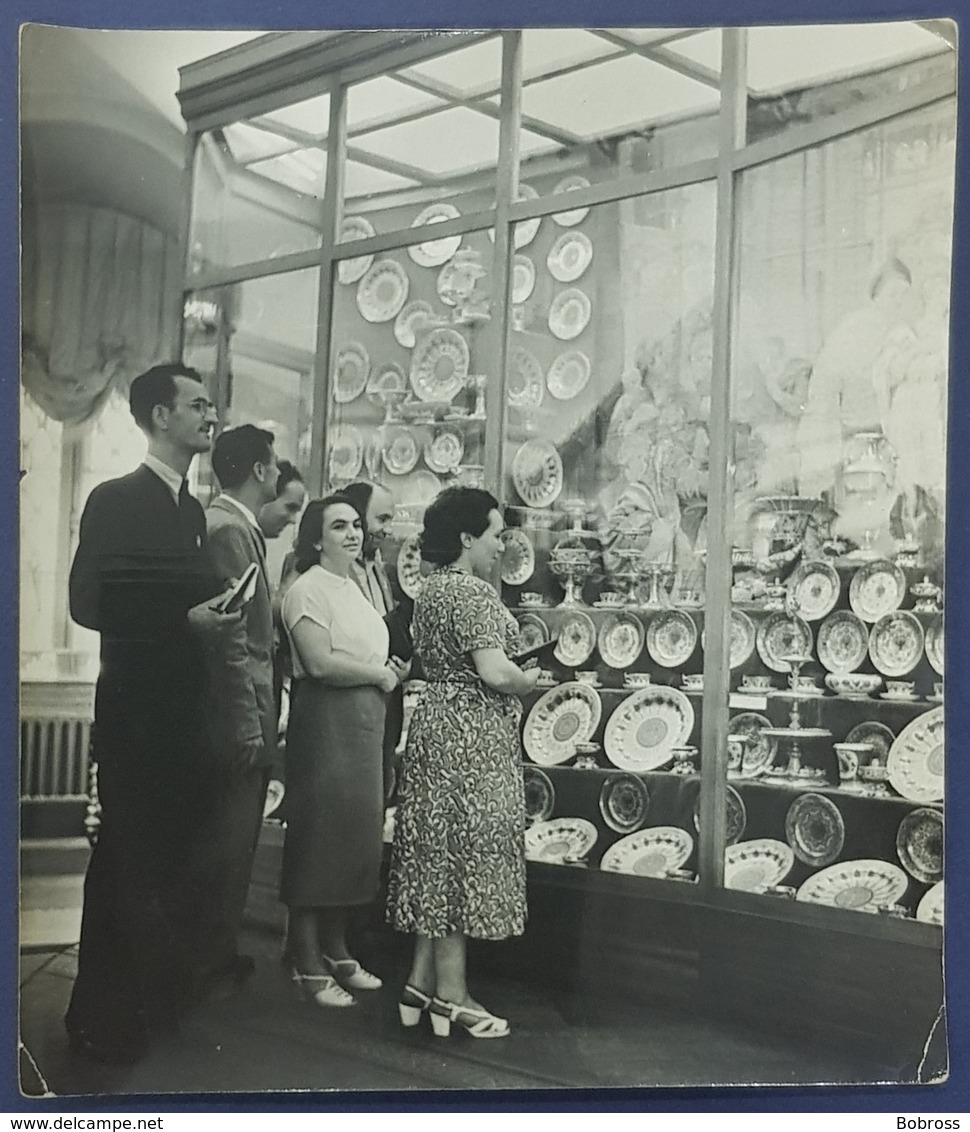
<box><xmin>376</xmin><ymin>657</ymin><xmax>408</xmax><ymax>693</ymax></box>
<box><xmin>519</xmin><ymin>666</ymin><xmax>541</xmax><ymax>694</ymax></box>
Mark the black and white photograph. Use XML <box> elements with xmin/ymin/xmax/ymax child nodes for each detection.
<box><xmin>18</xmin><ymin>17</ymin><xmax>957</xmax><ymax>1103</ymax></box>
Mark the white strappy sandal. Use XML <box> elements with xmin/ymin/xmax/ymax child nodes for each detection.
<box><xmin>291</xmin><ymin>969</ymin><xmax>356</xmax><ymax>1008</ymax></box>
<box><xmin>429</xmin><ymin>996</ymin><xmax>510</xmax><ymax>1038</ymax></box>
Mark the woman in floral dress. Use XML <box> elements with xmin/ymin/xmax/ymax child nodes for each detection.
<box><xmin>386</xmin><ymin>486</ymin><xmax>539</xmax><ymax>1038</ymax></box>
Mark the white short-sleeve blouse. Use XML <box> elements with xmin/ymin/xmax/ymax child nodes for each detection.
<box><xmin>281</xmin><ymin>564</ymin><xmax>389</xmax><ymax>679</ymax></box>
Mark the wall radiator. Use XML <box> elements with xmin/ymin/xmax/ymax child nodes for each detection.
<box><xmin>20</xmin><ymin>716</ymin><xmax>92</xmax><ymax>800</ymax></box>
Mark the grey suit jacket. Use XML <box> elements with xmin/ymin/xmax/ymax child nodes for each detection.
<box><xmin>205</xmin><ymin>495</ymin><xmax>278</xmax><ymax>768</ymax></box>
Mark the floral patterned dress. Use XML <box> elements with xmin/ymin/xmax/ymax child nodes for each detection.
<box><xmin>386</xmin><ymin>565</ymin><xmax>526</xmax><ymax>940</ymax></box>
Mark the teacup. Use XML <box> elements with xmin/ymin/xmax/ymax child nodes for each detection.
<box><xmin>726</xmin><ymin>733</ymin><xmax>748</xmax><ymax>769</ymax></box>
<box><xmin>741</xmin><ymin>675</ymin><xmax>772</xmax><ymax>693</ymax></box>
<box><xmin>682</xmin><ymin>673</ymin><xmax>704</xmax><ymax>691</ymax></box>
<box><xmin>624</xmin><ymin>673</ymin><xmax>652</xmax><ymax>688</ymax></box>
<box><xmin>576</xmin><ymin>671</ymin><xmax>600</xmax><ymax>686</ymax></box>
<box><xmin>790</xmin><ymin>674</ymin><xmax>820</xmax><ymax>694</ymax></box>
<box><xmin>575</xmin><ymin>741</ymin><xmax>600</xmax><ymax>757</ymax></box>
<box><xmin>934</xmin><ymin>681</ymin><xmax>944</xmax><ymax>699</ymax></box>
<box><xmin>521</xmin><ymin>592</ymin><xmax>546</xmax><ymax>607</ymax></box>
<box><xmin>885</xmin><ymin>680</ymin><xmax>916</xmax><ymax>699</ymax></box>
<box><xmin>834</xmin><ymin>742</ymin><xmax>871</xmax><ymax>783</ymax></box>
<box><xmin>597</xmin><ymin>591</ymin><xmax>625</xmax><ymax>607</ymax></box>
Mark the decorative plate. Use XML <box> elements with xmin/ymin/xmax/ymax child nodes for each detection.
<box><xmin>796</xmin><ymin>859</ymin><xmax>909</xmax><ymax>914</ymax></box>
<box><xmin>394</xmin><ymin>299</ymin><xmax>436</xmax><ymax>348</ymax></box>
<box><xmin>356</xmin><ymin>258</ymin><xmax>409</xmax><ymax>323</ymax></box>
<box><xmin>597</xmin><ymin>612</ymin><xmax>646</xmax><ymax>669</ymax></box>
<box><xmin>692</xmin><ymin>784</ymin><xmax>747</xmax><ymax>846</ymax></box>
<box><xmin>548</xmin><ymin>288</ymin><xmax>592</xmax><ymax>341</ymax></box>
<box><xmin>409</xmin><ymin>327</ymin><xmax>469</xmax><ymax>402</ymax></box>
<box><xmin>546</xmin><ymin>350</ymin><xmax>591</xmax><ymax>401</ymax></box>
<box><xmin>407</xmin><ymin>202</ymin><xmax>462</xmax><ymax>268</ymax></box>
<box><xmin>600</xmin><ymin>826</ymin><xmax>694</xmax><ymax>877</ymax></box>
<box><xmin>868</xmin><ymin>610</ymin><xmax>925</xmax><ymax>677</ymax></box>
<box><xmin>848</xmin><ymin>559</ymin><xmax>906</xmax><ymax>623</ymax></box>
<box><xmin>396</xmin><ymin>532</ymin><xmax>425</xmax><ymax>600</ymax></box>
<box><xmin>724</xmin><ymin>839</ymin><xmax>795</xmax><ymax>892</ymax></box>
<box><xmin>845</xmin><ymin>721</ymin><xmax>896</xmax><ymax>763</ymax></box>
<box><xmin>424</xmin><ymin>427</ymin><xmax>464</xmax><ymax>475</ymax></box>
<box><xmin>511</xmin><ymin>439</ymin><xmax>564</xmax><ymax>509</ymax></box>
<box><xmin>786</xmin><ymin>559</ymin><xmax>841</xmax><ymax>621</ymax></box>
<box><xmin>727</xmin><ymin>712</ymin><xmax>774</xmax><ymax>778</ymax></box>
<box><xmin>604</xmin><ymin>686</ymin><xmax>695</xmax><ymax>773</ymax></box>
<box><xmin>523</xmin><ymin>683</ymin><xmax>603</xmax><ymax>766</ymax></box>
<box><xmin>501</xmin><ymin>528</ymin><xmax>536</xmax><ymax>586</ymax></box>
<box><xmin>512</xmin><ymin>255</ymin><xmax>536</xmax><ymax>304</ymax></box>
<box><xmin>507</xmin><ymin>345</ymin><xmax>545</xmax><ymax>408</ymax></box>
<box><xmin>435</xmin><ymin>260</ymin><xmax>462</xmax><ymax>307</ymax></box>
<box><xmin>516</xmin><ymin>613</ymin><xmax>549</xmax><ymax>654</ymax></box>
<box><xmin>598</xmin><ymin>774</ymin><xmax>650</xmax><ymax>834</ymax></box>
<box><xmin>785</xmin><ymin>793</ymin><xmax>845</xmax><ymax>867</ymax></box>
<box><xmin>381</xmin><ymin>426</ymin><xmax>420</xmax><ymax>476</ymax></box>
<box><xmin>367</xmin><ymin>362</ymin><xmax>407</xmax><ymax>400</ymax></box>
<box><xmin>551</xmin><ymin>174</ymin><xmax>592</xmax><ymax>227</ymax></box>
<box><xmin>333</xmin><ymin>341</ymin><xmax>370</xmax><ymax>404</ymax></box>
<box><xmin>525</xmin><ymin>817</ymin><xmax>597</xmax><ymax>863</ymax></box>
<box><xmin>554</xmin><ymin>610</ymin><xmax>597</xmax><ymax>667</ymax></box>
<box><xmin>816</xmin><ymin>610</ymin><xmax>869</xmax><ymax>674</ymax></box>
<box><xmin>336</xmin><ymin>215</ymin><xmax>376</xmax><ymax>284</ymax></box>
<box><xmin>522</xmin><ymin>766</ymin><xmax>555</xmax><ymax>824</ymax></box>
<box><xmin>328</xmin><ymin>425</ymin><xmax>363</xmax><ymax>482</ymax></box>
<box><xmin>547</xmin><ymin>230</ymin><xmax>593</xmax><ymax>283</ymax></box>
<box><xmin>646</xmin><ymin>610</ymin><xmax>698</xmax><ymax>669</ymax></box>
<box><xmin>896</xmin><ymin>808</ymin><xmax>943</xmax><ymax>883</ymax></box>
<box><xmin>755</xmin><ymin>612</ymin><xmax>814</xmax><ymax>673</ymax></box>
<box><xmin>703</xmin><ymin>610</ymin><xmax>756</xmax><ymax>669</ymax></box>
<box><xmin>917</xmin><ymin>881</ymin><xmax>944</xmax><ymax>926</ymax></box>
<box><xmin>887</xmin><ymin>706</ymin><xmax>944</xmax><ymax>804</ymax></box>
<box><xmin>512</xmin><ymin>184</ymin><xmax>541</xmax><ymax>248</ymax></box>
<box><xmin>398</xmin><ymin>470</ymin><xmax>441</xmax><ymax>506</ymax></box>
<box><xmin>925</xmin><ymin>615</ymin><xmax>944</xmax><ymax>675</ymax></box>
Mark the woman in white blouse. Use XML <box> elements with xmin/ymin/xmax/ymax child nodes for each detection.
<box><xmin>280</xmin><ymin>495</ymin><xmax>407</xmax><ymax>1008</ymax></box>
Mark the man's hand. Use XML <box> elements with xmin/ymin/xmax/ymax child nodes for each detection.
<box><xmin>187</xmin><ymin>598</ymin><xmax>243</xmax><ymax>635</ymax></box>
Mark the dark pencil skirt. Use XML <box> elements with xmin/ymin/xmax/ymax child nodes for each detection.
<box><xmin>280</xmin><ymin>680</ymin><xmax>386</xmax><ymax>908</ymax></box>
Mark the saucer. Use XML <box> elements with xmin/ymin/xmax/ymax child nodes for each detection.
<box><xmin>880</xmin><ymin>693</ymin><xmax>919</xmax><ymax>702</ymax></box>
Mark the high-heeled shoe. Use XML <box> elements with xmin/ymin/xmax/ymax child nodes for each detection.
<box><xmin>321</xmin><ymin>955</ymin><xmax>383</xmax><ymax>991</ymax></box>
<box><xmin>429</xmin><ymin>996</ymin><xmax>510</xmax><ymax>1038</ymax></box>
<box><xmin>398</xmin><ymin>983</ymin><xmax>433</xmax><ymax>1028</ymax></box>
<box><xmin>291</xmin><ymin>969</ymin><xmax>356</xmax><ymax>1008</ymax></box>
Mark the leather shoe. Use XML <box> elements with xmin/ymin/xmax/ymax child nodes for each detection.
<box><xmin>67</xmin><ymin>1030</ymin><xmax>146</xmax><ymax>1067</ymax></box>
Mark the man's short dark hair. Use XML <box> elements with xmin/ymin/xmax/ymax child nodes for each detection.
<box><xmin>212</xmin><ymin>424</ymin><xmax>276</xmax><ymax>490</ymax></box>
<box><xmin>129</xmin><ymin>363</ymin><xmax>205</xmax><ymax>433</ymax></box>
<box><xmin>276</xmin><ymin>460</ymin><xmax>304</xmax><ymax>496</ymax></box>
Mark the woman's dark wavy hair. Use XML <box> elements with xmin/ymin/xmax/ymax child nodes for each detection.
<box><xmin>420</xmin><ymin>486</ymin><xmax>499</xmax><ymax>566</ymax></box>
<box><xmin>293</xmin><ymin>493</ymin><xmax>359</xmax><ymax>574</ymax></box>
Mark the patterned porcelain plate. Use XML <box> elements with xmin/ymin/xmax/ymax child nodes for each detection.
<box><xmin>328</xmin><ymin>425</ymin><xmax>363</xmax><ymax>482</ymax></box>
<box><xmin>512</xmin><ymin>439</ymin><xmax>564</xmax><ymax>509</ymax></box>
<box><xmin>424</xmin><ymin>427</ymin><xmax>464</xmax><ymax>475</ymax></box>
<box><xmin>925</xmin><ymin>614</ymin><xmax>944</xmax><ymax>675</ymax></box>
<box><xmin>756</xmin><ymin>612</ymin><xmax>814</xmax><ymax>673</ymax></box>
<box><xmin>796</xmin><ymin>859</ymin><xmax>908</xmax><ymax>914</ymax></box>
<box><xmin>501</xmin><ymin>528</ymin><xmax>536</xmax><ymax>586</ymax></box>
<box><xmin>896</xmin><ymin>807</ymin><xmax>943</xmax><ymax>883</ymax></box>
<box><xmin>522</xmin><ymin>766</ymin><xmax>555</xmax><ymax>824</ymax></box>
<box><xmin>409</xmin><ymin>327</ymin><xmax>469</xmax><ymax>402</ymax></box>
<box><xmin>849</xmin><ymin>559</ymin><xmax>906</xmax><ymax>622</ymax></box>
<box><xmin>727</xmin><ymin>712</ymin><xmax>774</xmax><ymax>778</ymax></box>
<box><xmin>869</xmin><ymin>610</ymin><xmax>925</xmax><ymax>677</ymax></box>
<box><xmin>551</xmin><ymin>174</ymin><xmax>592</xmax><ymax>226</ymax></box>
<box><xmin>546</xmin><ymin>350</ymin><xmax>591</xmax><ymax>401</ymax></box>
<box><xmin>516</xmin><ymin>613</ymin><xmax>549</xmax><ymax>653</ymax></box>
<box><xmin>525</xmin><ymin>817</ymin><xmax>597</xmax><ymax>863</ymax></box>
<box><xmin>547</xmin><ymin>230</ymin><xmax>593</xmax><ymax>283</ymax></box>
<box><xmin>333</xmin><ymin>341</ymin><xmax>370</xmax><ymax>404</ymax></box>
<box><xmin>394</xmin><ymin>299</ymin><xmax>436</xmax><ymax>348</ymax></box>
<box><xmin>888</xmin><ymin>706</ymin><xmax>944</xmax><ymax>803</ymax></box>
<box><xmin>336</xmin><ymin>215</ymin><xmax>376</xmax><ymax>284</ymax></box>
<box><xmin>407</xmin><ymin>202</ymin><xmax>462</xmax><ymax>267</ymax></box>
<box><xmin>554</xmin><ymin>610</ymin><xmax>597</xmax><ymax>667</ymax></box>
<box><xmin>702</xmin><ymin>610</ymin><xmax>756</xmax><ymax>669</ymax></box>
<box><xmin>356</xmin><ymin>258</ymin><xmax>409</xmax><ymax>323</ymax></box>
<box><xmin>548</xmin><ymin>287</ymin><xmax>592</xmax><ymax>341</ymax></box>
<box><xmin>604</xmin><ymin>686</ymin><xmax>695</xmax><ymax>773</ymax></box>
<box><xmin>523</xmin><ymin>683</ymin><xmax>603</xmax><ymax>766</ymax></box>
<box><xmin>398</xmin><ymin>470</ymin><xmax>441</xmax><ymax>506</ymax></box>
<box><xmin>785</xmin><ymin>793</ymin><xmax>845</xmax><ymax>867</ymax></box>
<box><xmin>845</xmin><ymin>721</ymin><xmax>896</xmax><ymax>763</ymax></box>
<box><xmin>367</xmin><ymin>362</ymin><xmax>407</xmax><ymax>401</ymax></box>
<box><xmin>598</xmin><ymin>774</ymin><xmax>650</xmax><ymax>834</ymax></box>
<box><xmin>396</xmin><ymin>532</ymin><xmax>426</xmax><ymax>600</ymax></box>
<box><xmin>381</xmin><ymin>426</ymin><xmax>420</xmax><ymax>476</ymax></box>
<box><xmin>724</xmin><ymin>839</ymin><xmax>795</xmax><ymax>892</ymax></box>
<box><xmin>817</xmin><ymin>610</ymin><xmax>869</xmax><ymax>674</ymax></box>
<box><xmin>507</xmin><ymin>345</ymin><xmax>545</xmax><ymax>408</ymax></box>
<box><xmin>787</xmin><ymin>559</ymin><xmax>841</xmax><ymax>621</ymax></box>
<box><xmin>597</xmin><ymin>612</ymin><xmax>646</xmax><ymax>669</ymax></box>
<box><xmin>600</xmin><ymin>826</ymin><xmax>693</xmax><ymax>877</ymax></box>
<box><xmin>917</xmin><ymin>881</ymin><xmax>944</xmax><ymax>926</ymax></box>
<box><xmin>692</xmin><ymin>784</ymin><xmax>747</xmax><ymax>846</ymax></box>
<box><xmin>646</xmin><ymin>610</ymin><xmax>698</xmax><ymax>668</ymax></box>
<box><xmin>512</xmin><ymin>255</ymin><xmax>536</xmax><ymax>304</ymax></box>
<box><xmin>488</xmin><ymin>184</ymin><xmax>541</xmax><ymax>247</ymax></box>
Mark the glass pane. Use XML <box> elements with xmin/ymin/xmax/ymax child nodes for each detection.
<box><xmin>727</xmin><ymin>98</ymin><xmax>954</xmax><ymax>914</ymax></box>
<box><xmin>501</xmin><ymin>182</ymin><xmax>717</xmax><ymax>879</ymax></box>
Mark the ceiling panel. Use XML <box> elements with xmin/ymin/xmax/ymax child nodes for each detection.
<box><xmin>258</xmin><ymin>92</ymin><xmax>331</xmax><ymax>138</ymax></box>
<box><xmin>660</xmin><ymin>29</ymin><xmax>722</xmax><ymax>73</ymax></box>
<box><xmin>398</xmin><ymin>36</ymin><xmax>503</xmax><ymax>96</ymax></box>
<box><xmin>521</xmin><ymin>29</ymin><xmax>617</xmax><ymax>82</ymax></box>
<box><xmin>601</xmin><ymin>28</ymin><xmax>697</xmax><ymax>46</ymax></box>
<box><xmin>247</xmin><ymin>147</ymin><xmax>326</xmax><ymax>197</ymax></box>
<box><xmin>344</xmin><ymin>161</ymin><xmax>421</xmax><ymax>199</ymax></box>
<box><xmin>224</xmin><ymin>122</ymin><xmax>299</xmax><ymax>165</ymax></box>
<box><xmin>350</xmin><ymin>105</ymin><xmax>502</xmax><ymax>177</ymax></box>
<box><xmin>347</xmin><ymin>75</ymin><xmax>446</xmax><ymax>131</ymax></box>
